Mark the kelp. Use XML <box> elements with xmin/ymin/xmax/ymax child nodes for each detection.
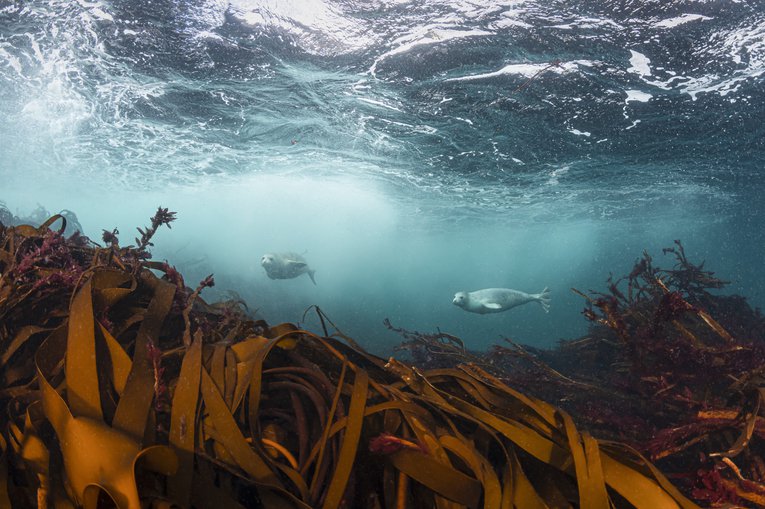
<box><xmin>0</xmin><ymin>212</ymin><xmax>700</xmax><ymax>508</ymax></box>
<box><xmin>393</xmin><ymin>241</ymin><xmax>765</xmax><ymax>507</ymax></box>
<box><xmin>0</xmin><ymin>201</ymin><xmax>83</xmax><ymax>237</ymax></box>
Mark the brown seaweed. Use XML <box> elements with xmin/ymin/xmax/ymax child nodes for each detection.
<box><xmin>0</xmin><ymin>212</ymin><xmax>701</xmax><ymax>508</ymax></box>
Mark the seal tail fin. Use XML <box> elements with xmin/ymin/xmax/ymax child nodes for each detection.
<box><xmin>308</xmin><ymin>270</ymin><xmax>316</xmax><ymax>285</ymax></box>
<box><xmin>535</xmin><ymin>287</ymin><xmax>551</xmax><ymax>313</ymax></box>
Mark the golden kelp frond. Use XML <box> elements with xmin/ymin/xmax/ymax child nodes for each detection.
<box><xmin>0</xmin><ymin>212</ymin><xmax>700</xmax><ymax>508</ymax></box>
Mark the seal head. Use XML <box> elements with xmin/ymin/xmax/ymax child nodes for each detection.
<box><xmin>452</xmin><ymin>292</ymin><xmax>469</xmax><ymax>309</ymax></box>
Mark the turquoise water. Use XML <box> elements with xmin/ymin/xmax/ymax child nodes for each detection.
<box><xmin>1</xmin><ymin>0</ymin><xmax>763</xmax><ymax>353</ymax></box>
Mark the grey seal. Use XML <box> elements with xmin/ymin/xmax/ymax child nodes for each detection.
<box><xmin>453</xmin><ymin>287</ymin><xmax>550</xmax><ymax>314</ymax></box>
<box><xmin>261</xmin><ymin>252</ymin><xmax>316</xmax><ymax>285</ymax></box>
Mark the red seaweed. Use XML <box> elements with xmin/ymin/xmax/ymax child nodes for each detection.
<box><xmin>390</xmin><ymin>241</ymin><xmax>765</xmax><ymax>507</ymax></box>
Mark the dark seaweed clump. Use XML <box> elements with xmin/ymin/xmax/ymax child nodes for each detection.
<box><xmin>0</xmin><ymin>201</ymin><xmax>84</xmax><ymax>237</ymax></box>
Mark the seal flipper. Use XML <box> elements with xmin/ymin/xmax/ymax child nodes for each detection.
<box><xmin>534</xmin><ymin>287</ymin><xmax>551</xmax><ymax>313</ymax></box>
<box><xmin>286</xmin><ymin>261</ymin><xmax>307</xmax><ymax>268</ymax></box>
<box><xmin>483</xmin><ymin>303</ymin><xmax>502</xmax><ymax>310</ymax></box>
<box><xmin>307</xmin><ymin>269</ymin><xmax>316</xmax><ymax>285</ymax></box>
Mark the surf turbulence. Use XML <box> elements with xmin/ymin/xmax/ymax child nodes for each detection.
<box><xmin>1</xmin><ymin>0</ymin><xmax>763</xmax><ymax>352</ymax></box>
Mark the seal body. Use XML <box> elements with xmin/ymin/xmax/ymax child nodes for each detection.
<box><xmin>453</xmin><ymin>287</ymin><xmax>550</xmax><ymax>314</ymax></box>
<box><xmin>261</xmin><ymin>252</ymin><xmax>316</xmax><ymax>285</ymax></box>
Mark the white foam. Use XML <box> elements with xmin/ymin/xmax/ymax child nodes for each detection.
<box><xmin>654</xmin><ymin>14</ymin><xmax>712</xmax><ymax>29</ymax></box>
<box><xmin>546</xmin><ymin>165</ymin><xmax>569</xmax><ymax>185</ymax></box>
<box><xmin>549</xmin><ymin>16</ymin><xmax>622</xmax><ymax>31</ymax></box>
<box><xmin>627</xmin><ymin>50</ymin><xmax>651</xmax><ymax>77</ymax></box>
<box><xmin>370</xmin><ymin>28</ymin><xmax>492</xmax><ymax>77</ymax></box>
<box><xmin>719</xmin><ymin>22</ymin><xmax>765</xmax><ymax>75</ymax></box>
<box><xmin>90</xmin><ymin>7</ymin><xmax>114</xmax><ymax>22</ymax></box>
<box><xmin>20</xmin><ymin>78</ymin><xmax>92</xmax><ymax>135</ymax></box>
<box><xmin>445</xmin><ymin>60</ymin><xmax>589</xmax><ymax>82</ymax></box>
<box><xmin>625</xmin><ymin>90</ymin><xmax>652</xmax><ymax>103</ymax></box>
<box><xmin>678</xmin><ymin>74</ymin><xmax>755</xmax><ymax>101</ymax></box>
<box><xmin>622</xmin><ymin>90</ymin><xmax>651</xmax><ymax>123</ymax></box>
<box><xmin>0</xmin><ymin>46</ymin><xmax>23</xmax><ymax>75</ymax></box>
<box><xmin>569</xmin><ymin>129</ymin><xmax>591</xmax><ymax>137</ymax></box>
<box><xmin>230</xmin><ymin>0</ymin><xmax>373</xmax><ymax>56</ymax></box>
<box><xmin>493</xmin><ymin>15</ymin><xmax>533</xmax><ymax>29</ymax></box>
<box><xmin>357</xmin><ymin>97</ymin><xmax>402</xmax><ymax>112</ymax></box>
<box><xmin>194</xmin><ymin>30</ymin><xmax>224</xmax><ymax>42</ymax></box>
<box><xmin>376</xmin><ymin>117</ymin><xmax>437</xmax><ymax>135</ymax></box>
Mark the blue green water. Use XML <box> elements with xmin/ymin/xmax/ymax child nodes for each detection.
<box><xmin>1</xmin><ymin>0</ymin><xmax>763</xmax><ymax>353</ymax></box>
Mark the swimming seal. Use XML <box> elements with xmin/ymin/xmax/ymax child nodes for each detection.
<box><xmin>453</xmin><ymin>287</ymin><xmax>550</xmax><ymax>314</ymax></box>
<box><xmin>261</xmin><ymin>252</ymin><xmax>316</xmax><ymax>285</ymax></box>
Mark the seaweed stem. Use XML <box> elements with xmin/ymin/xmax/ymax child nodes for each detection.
<box><xmin>262</xmin><ymin>438</ymin><xmax>299</xmax><ymax>469</ymax></box>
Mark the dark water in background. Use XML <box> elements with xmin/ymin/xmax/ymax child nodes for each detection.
<box><xmin>1</xmin><ymin>0</ymin><xmax>763</xmax><ymax>354</ymax></box>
